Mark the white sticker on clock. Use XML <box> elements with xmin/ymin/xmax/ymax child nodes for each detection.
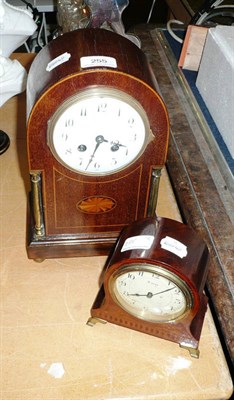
<box><xmin>46</xmin><ymin>52</ymin><xmax>71</xmax><ymax>72</ymax></box>
<box><xmin>121</xmin><ymin>235</ymin><xmax>154</xmax><ymax>252</ymax></box>
<box><xmin>160</xmin><ymin>236</ymin><xmax>187</xmax><ymax>258</ymax></box>
<box><xmin>80</xmin><ymin>56</ymin><xmax>117</xmax><ymax>69</ymax></box>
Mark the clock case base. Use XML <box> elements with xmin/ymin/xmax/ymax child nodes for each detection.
<box><xmin>26</xmin><ymin>195</ymin><xmax>118</xmax><ymax>260</ymax></box>
<box><xmin>87</xmin><ymin>287</ymin><xmax>208</xmax><ymax>358</ymax></box>
<box><xmin>26</xmin><ymin>166</ymin><xmax>162</xmax><ymax>260</ymax></box>
<box><xmin>27</xmin><ymin>230</ymin><xmax>117</xmax><ymax>260</ymax></box>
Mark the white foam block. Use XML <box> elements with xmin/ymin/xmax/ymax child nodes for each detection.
<box><xmin>196</xmin><ymin>26</ymin><xmax>234</xmax><ymax>158</ymax></box>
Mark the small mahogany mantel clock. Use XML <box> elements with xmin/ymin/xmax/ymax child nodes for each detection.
<box><xmin>87</xmin><ymin>217</ymin><xmax>209</xmax><ymax>358</ymax></box>
<box><xmin>26</xmin><ymin>28</ymin><xmax>169</xmax><ymax>260</ymax></box>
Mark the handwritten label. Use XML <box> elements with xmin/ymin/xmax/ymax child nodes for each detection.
<box><xmin>121</xmin><ymin>235</ymin><xmax>154</xmax><ymax>252</ymax></box>
<box><xmin>80</xmin><ymin>56</ymin><xmax>117</xmax><ymax>69</ymax></box>
<box><xmin>160</xmin><ymin>236</ymin><xmax>187</xmax><ymax>259</ymax></box>
<box><xmin>46</xmin><ymin>52</ymin><xmax>71</xmax><ymax>72</ymax></box>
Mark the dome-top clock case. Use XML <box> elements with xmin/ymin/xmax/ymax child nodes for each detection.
<box><xmin>87</xmin><ymin>216</ymin><xmax>209</xmax><ymax>358</ymax></box>
<box><xmin>26</xmin><ymin>28</ymin><xmax>169</xmax><ymax>260</ymax></box>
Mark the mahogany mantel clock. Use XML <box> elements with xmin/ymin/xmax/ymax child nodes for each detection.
<box><xmin>87</xmin><ymin>217</ymin><xmax>209</xmax><ymax>358</ymax></box>
<box><xmin>26</xmin><ymin>28</ymin><xmax>169</xmax><ymax>260</ymax></box>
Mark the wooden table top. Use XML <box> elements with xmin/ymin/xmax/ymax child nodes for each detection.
<box><xmin>0</xmin><ymin>52</ymin><xmax>232</xmax><ymax>400</ymax></box>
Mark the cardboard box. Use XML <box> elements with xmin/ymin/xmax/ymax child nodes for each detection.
<box><xmin>196</xmin><ymin>26</ymin><xmax>234</xmax><ymax>158</ymax></box>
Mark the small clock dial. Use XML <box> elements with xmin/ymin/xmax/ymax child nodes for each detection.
<box><xmin>110</xmin><ymin>264</ymin><xmax>193</xmax><ymax>322</ymax></box>
<box><xmin>48</xmin><ymin>88</ymin><xmax>150</xmax><ymax>175</ymax></box>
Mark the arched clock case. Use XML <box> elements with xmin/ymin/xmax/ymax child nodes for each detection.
<box><xmin>26</xmin><ymin>28</ymin><xmax>169</xmax><ymax>260</ymax></box>
<box><xmin>87</xmin><ymin>216</ymin><xmax>209</xmax><ymax>358</ymax></box>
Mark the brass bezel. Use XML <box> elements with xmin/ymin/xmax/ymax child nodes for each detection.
<box><xmin>47</xmin><ymin>87</ymin><xmax>152</xmax><ymax>176</ymax></box>
<box><xmin>109</xmin><ymin>263</ymin><xmax>193</xmax><ymax>323</ymax></box>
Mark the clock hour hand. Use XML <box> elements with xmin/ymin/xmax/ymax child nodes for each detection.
<box><xmin>85</xmin><ymin>135</ymin><xmax>108</xmax><ymax>170</ymax></box>
<box><xmin>128</xmin><ymin>287</ymin><xmax>176</xmax><ymax>298</ymax></box>
<box><xmin>110</xmin><ymin>140</ymin><xmax>127</xmax><ymax>152</ymax></box>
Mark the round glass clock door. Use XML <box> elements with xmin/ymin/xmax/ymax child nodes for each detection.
<box><xmin>110</xmin><ymin>264</ymin><xmax>193</xmax><ymax>323</ymax></box>
<box><xmin>47</xmin><ymin>87</ymin><xmax>150</xmax><ymax>175</ymax></box>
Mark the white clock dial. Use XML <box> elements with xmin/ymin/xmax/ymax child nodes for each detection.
<box><xmin>110</xmin><ymin>265</ymin><xmax>193</xmax><ymax>322</ymax></box>
<box><xmin>48</xmin><ymin>88</ymin><xmax>150</xmax><ymax>175</ymax></box>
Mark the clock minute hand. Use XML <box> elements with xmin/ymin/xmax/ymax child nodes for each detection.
<box><xmin>153</xmin><ymin>286</ymin><xmax>176</xmax><ymax>296</ymax></box>
<box><xmin>85</xmin><ymin>135</ymin><xmax>108</xmax><ymax>170</ymax></box>
<box><xmin>128</xmin><ymin>286</ymin><xmax>176</xmax><ymax>298</ymax></box>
